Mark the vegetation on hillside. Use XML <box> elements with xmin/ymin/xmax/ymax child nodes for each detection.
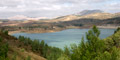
<box><xmin>1</xmin><ymin>17</ymin><xmax>120</xmax><ymax>33</ymax></box>
<box><xmin>18</xmin><ymin>36</ymin><xmax>63</xmax><ymax>60</ymax></box>
<box><xmin>0</xmin><ymin>36</ymin><xmax>9</xmax><ymax>60</ymax></box>
<box><xmin>57</xmin><ymin>26</ymin><xmax>120</xmax><ymax>60</ymax></box>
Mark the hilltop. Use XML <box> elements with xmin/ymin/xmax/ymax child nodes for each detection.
<box><xmin>75</xmin><ymin>10</ymin><xmax>104</xmax><ymax>16</ymax></box>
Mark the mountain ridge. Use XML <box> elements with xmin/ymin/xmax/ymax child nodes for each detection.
<box><xmin>75</xmin><ymin>10</ymin><xmax>104</xmax><ymax>16</ymax></box>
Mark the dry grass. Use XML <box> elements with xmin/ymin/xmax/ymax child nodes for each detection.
<box><xmin>8</xmin><ymin>46</ymin><xmax>46</xmax><ymax>60</ymax></box>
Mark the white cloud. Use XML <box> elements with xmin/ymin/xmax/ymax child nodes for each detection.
<box><xmin>0</xmin><ymin>0</ymin><xmax>120</xmax><ymax>18</ymax></box>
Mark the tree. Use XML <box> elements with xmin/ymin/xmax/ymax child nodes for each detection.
<box><xmin>69</xmin><ymin>25</ymin><xmax>119</xmax><ymax>60</ymax></box>
<box><xmin>40</xmin><ymin>40</ymin><xmax>45</xmax><ymax>47</ymax></box>
<box><xmin>64</xmin><ymin>46</ymin><xmax>70</xmax><ymax>57</ymax></box>
<box><xmin>0</xmin><ymin>43</ymin><xmax>9</xmax><ymax>60</ymax></box>
<box><xmin>114</xmin><ymin>27</ymin><xmax>120</xmax><ymax>33</ymax></box>
<box><xmin>31</xmin><ymin>40</ymin><xmax>40</xmax><ymax>51</ymax></box>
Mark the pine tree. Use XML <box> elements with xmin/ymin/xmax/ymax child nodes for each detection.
<box><xmin>71</xmin><ymin>26</ymin><xmax>106</xmax><ymax>60</ymax></box>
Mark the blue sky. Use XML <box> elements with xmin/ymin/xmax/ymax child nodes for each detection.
<box><xmin>0</xmin><ymin>0</ymin><xmax>120</xmax><ymax>18</ymax></box>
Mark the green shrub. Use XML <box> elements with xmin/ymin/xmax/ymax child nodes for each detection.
<box><xmin>26</xmin><ymin>56</ymin><xmax>31</xmax><ymax>60</ymax></box>
<box><xmin>20</xmin><ymin>48</ymin><xmax>25</xmax><ymax>52</ymax></box>
<box><xmin>4</xmin><ymin>30</ymin><xmax>8</xmax><ymax>35</ymax></box>
<box><xmin>0</xmin><ymin>43</ymin><xmax>9</xmax><ymax>60</ymax></box>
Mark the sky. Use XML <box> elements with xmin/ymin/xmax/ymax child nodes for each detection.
<box><xmin>0</xmin><ymin>0</ymin><xmax>120</xmax><ymax>18</ymax></box>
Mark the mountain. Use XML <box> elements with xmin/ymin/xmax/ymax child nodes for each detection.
<box><xmin>7</xmin><ymin>10</ymin><xmax>104</xmax><ymax>21</ymax></box>
<box><xmin>75</xmin><ymin>10</ymin><xmax>103</xmax><ymax>16</ymax></box>
<box><xmin>44</xmin><ymin>12</ymin><xmax>120</xmax><ymax>23</ymax></box>
<box><xmin>50</xmin><ymin>10</ymin><xmax>120</xmax><ymax>22</ymax></box>
<box><xmin>48</xmin><ymin>15</ymin><xmax>80</xmax><ymax>22</ymax></box>
<box><xmin>43</xmin><ymin>10</ymin><xmax>105</xmax><ymax>22</ymax></box>
<box><xmin>114</xmin><ymin>12</ymin><xmax>120</xmax><ymax>17</ymax></box>
<box><xmin>81</xmin><ymin>12</ymin><xmax>120</xmax><ymax>20</ymax></box>
<box><xmin>1</xmin><ymin>10</ymin><xmax>120</xmax><ymax>26</ymax></box>
<box><xmin>81</xmin><ymin>13</ymin><xmax>114</xmax><ymax>20</ymax></box>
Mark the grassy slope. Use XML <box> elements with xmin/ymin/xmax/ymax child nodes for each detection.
<box><xmin>0</xmin><ymin>31</ymin><xmax>46</xmax><ymax>60</ymax></box>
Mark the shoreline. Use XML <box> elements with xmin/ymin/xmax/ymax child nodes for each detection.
<box><xmin>9</xmin><ymin>26</ymin><xmax>118</xmax><ymax>35</ymax></box>
<box><xmin>97</xmin><ymin>26</ymin><xmax>119</xmax><ymax>29</ymax></box>
<box><xmin>9</xmin><ymin>29</ymin><xmax>65</xmax><ymax>35</ymax></box>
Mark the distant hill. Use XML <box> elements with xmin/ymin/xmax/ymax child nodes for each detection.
<box><xmin>114</xmin><ymin>12</ymin><xmax>120</xmax><ymax>17</ymax></box>
<box><xmin>1</xmin><ymin>10</ymin><xmax>120</xmax><ymax>23</ymax></box>
<box><xmin>47</xmin><ymin>15</ymin><xmax>80</xmax><ymax>22</ymax></box>
<box><xmin>80</xmin><ymin>13</ymin><xmax>113</xmax><ymax>19</ymax></box>
<box><xmin>81</xmin><ymin>12</ymin><xmax>120</xmax><ymax>20</ymax></box>
<box><xmin>75</xmin><ymin>10</ymin><xmax>103</xmax><ymax>16</ymax></box>
<box><xmin>0</xmin><ymin>10</ymin><xmax>120</xmax><ymax>27</ymax></box>
<box><xmin>44</xmin><ymin>12</ymin><xmax>120</xmax><ymax>22</ymax></box>
<box><xmin>59</xmin><ymin>17</ymin><xmax>120</xmax><ymax>26</ymax></box>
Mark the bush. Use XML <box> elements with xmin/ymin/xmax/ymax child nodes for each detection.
<box><xmin>4</xmin><ymin>30</ymin><xmax>8</xmax><ymax>35</ymax></box>
<box><xmin>20</xmin><ymin>48</ymin><xmax>25</xmax><ymax>52</ymax></box>
<box><xmin>26</xmin><ymin>56</ymin><xmax>31</xmax><ymax>60</ymax></box>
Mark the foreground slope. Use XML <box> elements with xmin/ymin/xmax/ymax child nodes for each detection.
<box><xmin>0</xmin><ymin>31</ymin><xmax>46</xmax><ymax>60</ymax></box>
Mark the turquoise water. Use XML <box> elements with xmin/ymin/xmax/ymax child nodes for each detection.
<box><xmin>12</xmin><ymin>29</ymin><xmax>116</xmax><ymax>49</ymax></box>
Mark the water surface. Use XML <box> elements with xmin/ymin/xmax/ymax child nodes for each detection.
<box><xmin>12</xmin><ymin>29</ymin><xmax>115</xmax><ymax>49</ymax></box>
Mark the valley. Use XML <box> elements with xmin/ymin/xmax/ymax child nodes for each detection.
<box><xmin>0</xmin><ymin>0</ymin><xmax>120</xmax><ymax>59</ymax></box>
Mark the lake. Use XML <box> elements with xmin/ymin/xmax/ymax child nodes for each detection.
<box><xmin>12</xmin><ymin>29</ymin><xmax>116</xmax><ymax>49</ymax></box>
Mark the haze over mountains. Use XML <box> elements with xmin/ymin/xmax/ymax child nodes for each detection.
<box><xmin>0</xmin><ymin>10</ymin><xmax>110</xmax><ymax>20</ymax></box>
<box><xmin>8</xmin><ymin>15</ymin><xmax>49</xmax><ymax>20</ymax></box>
<box><xmin>44</xmin><ymin>10</ymin><xmax>120</xmax><ymax>22</ymax></box>
<box><xmin>0</xmin><ymin>9</ymin><xmax>120</xmax><ymax>23</ymax></box>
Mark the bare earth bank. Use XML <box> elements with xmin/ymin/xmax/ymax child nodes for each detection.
<box><xmin>9</xmin><ymin>26</ymin><xmax>119</xmax><ymax>35</ymax></box>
